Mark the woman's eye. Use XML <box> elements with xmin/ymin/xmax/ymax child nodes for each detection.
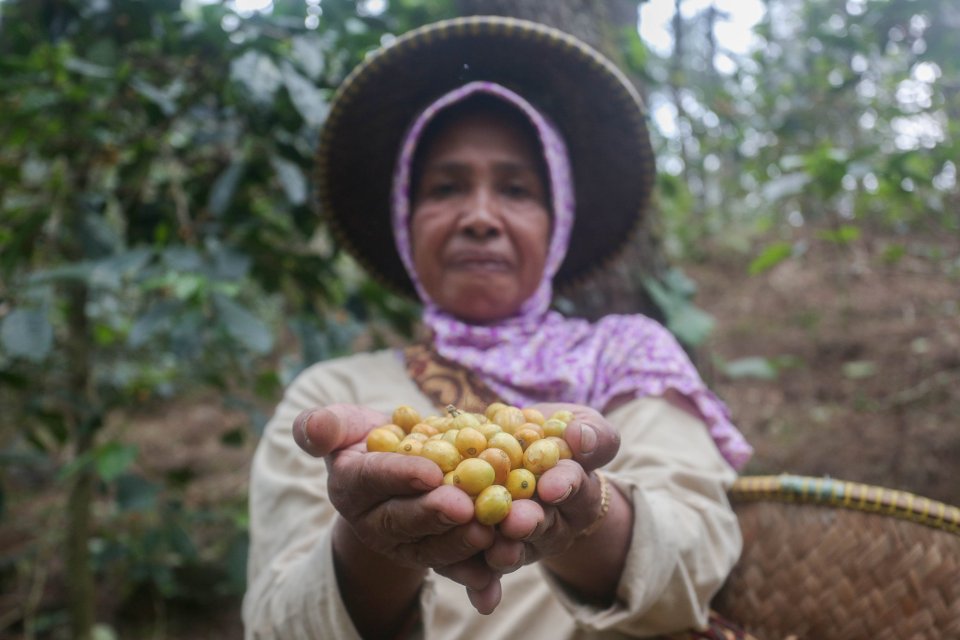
<box><xmin>426</xmin><ymin>182</ymin><xmax>458</xmax><ymax>198</ymax></box>
<box><xmin>503</xmin><ymin>183</ymin><xmax>532</xmax><ymax>199</ymax></box>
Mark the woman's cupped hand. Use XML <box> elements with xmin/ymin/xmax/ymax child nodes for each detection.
<box><xmin>292</xmin><ymin>402</ymin><xmax>620</xmax><ymax>614</ymax></box>
<box><xmin>481</xmin><ymin>404</ymin><xmax>620</xmax><ymax>574</ymax></box>
<box><xmin>293</xmin><ymin>404</ymin><xmax>505</xmax><ymax>611</ymax></box>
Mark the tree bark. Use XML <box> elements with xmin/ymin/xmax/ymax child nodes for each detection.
<box><xmin>65</xmin><ymin>282</ymin><xmax>95</xmax><ymax>640</ymax></box>
<box><xmin>454</xmin><ymin>0</ymin><xmax>670</xmax><ymax>324</ymax></box>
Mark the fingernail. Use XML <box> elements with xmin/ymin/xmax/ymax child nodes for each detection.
<box><xmin>412</xmin><ymin>477</ymin><xmax>435</xmax><ymax>492</ymax></box>
<box><xmin>551</xmin><ymin>485</ymin><xmax>573</xmax><ymax>505</ymax></box>
<box><xmin>579</xmin><ymin>423</ymin><xmax>597</xmax><ymax>454</ymax></box>
<box><xmin>297</xmin><ymin>411</ymin><xmax>314</xmax><ymax>446</ymax></box>
<box><xmin>438</xmin><ymin>513</ymin><xmax>459</xmax><ymax>526</ymax></box>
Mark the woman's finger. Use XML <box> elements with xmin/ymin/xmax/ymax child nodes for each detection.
<box><xmin>537</xmin><ymin>460</ymin><xmax>605</xmax><ymax>533</ymax></box>
<box><xmin>293</xmin><ymin>404</ymin><xmax>387</xmax><ymax>457</ymax></box>
<box><xmin>467</xmin><ymin>578</ymin><xmax>503</xmax><ymax>615</ymax></box>
<box><xmin>433</xmin><ymin>554</ymin><xmax>496</xmax><ymax>592</ymax></box>
<box><xmin>531</xmin><ymin>403</ymin><xmax>620</xmax><ymax>471</ymax></box>
<box><xmin>375</xmin><ymin>520</ymin><xmax>494</xmax><ymax>571</ymax></box>
<box><xmin>352</xmin><ymin>484</ymin><xmax>476</xmax><ymax>542</ymax></box>
<box><xmin>495</xmin><ymin>498</ymin><xmax>544</xmax><ymax>541</ymax></box>
<box><xmin>327</xmin><ymin>451</ymin><xmax>445</xmax><ymax>516</ymax></box>
<box><xmin>564</xmin><ymin>416</ymin><xmax>619</xmax><ymax>471</ymax></box>
<box><xmin>484</xmin><ymin>536</ymin><xmax>527</xmax><ymax>574</ymax></box>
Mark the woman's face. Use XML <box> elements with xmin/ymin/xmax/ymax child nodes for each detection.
<box><xmin>410</xmin><ymin>110</ymin><xmax>551</xmax><ymax>324</ymax></box>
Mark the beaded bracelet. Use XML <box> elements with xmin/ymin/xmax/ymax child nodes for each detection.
<box><xmin>578</xmin><ymin>469</ymin><xmax>610</xmax><ymax>538</ymax></box>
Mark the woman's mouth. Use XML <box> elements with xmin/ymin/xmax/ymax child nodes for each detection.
<box><xmin>448</xmin><ymin>252</ymin><xmax>512</xmax><ymax>272</ymax></box>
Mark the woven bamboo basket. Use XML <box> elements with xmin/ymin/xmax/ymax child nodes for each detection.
<box><xmin>713</xmin><ymin>475</ymin><xmax>960</xmax><ymax>640</ymax></box>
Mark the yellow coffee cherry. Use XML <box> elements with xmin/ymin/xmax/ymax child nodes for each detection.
<box><xmin>546</xmin><ymin>436</ymin><xmax>573</xmax><ymax>460</ymax></box>
<box><xmin>366</xmin><ymin>427</ymin><xmax>401</xmax><ymax>452</ymax></box>
<box><xmin>381</xmin><ymin>423</ymin><xmax>406</xmax><ymax>439</ymax></box>
<box><xmin>492</xmin><ymin>406</ymin><xmax>526</xmax><ymax>434</ymax></box>
<box><xmin>484</xmin><ymin>401</ymin><xmax>508</xmax><ymax>422</ymax></box>
<box><xmin>411</xmin><ymin>422</ymin><xmax>439</xmax><ymax>437</ymax></box>
<box><xmin>486</xmin><ymin>432</ymin><xmax>524</xmax><ymax>470</ymax></box>
<box><xmin>523</xmin><ymin>438</ymin><xmax>560</xmax><ymax>475</ymax></box>
<box><xmin>440</xmin><ymin>429</ymin><xmax>460</xmax><ymax>445</ymax></box>
<box><xmin>475</xmin><ymin>485</ymin><xmax>512</xmax><ymax>525</ymax></box>
<box><xmin>542</xmin><ymin>418</ymin><xmax>567</xmax><ymax>438</ymax></box>
<box><xmin>455</xmin><ymin>427</ymin><xmax>487</xmax><ymax>458</ymax></box>
<box><xmin>452</xmin><ymin>458</ymin><xmax>495</xmax><ymax>496</ymax></box>
<box><xmin>404</xmin><ymin>432</ymin><xmax>429</xmax><ymax>442</ymax></box>
<box><xmin>550</xmin><ymin>409</ymin><xmax>575</xmax><ymax>424</ymax></box>
<box><xmin>397</xmin><ymin>437</ymin><xmax>423</xmax><ymax>456</ymax></box>
<box><xmin>443</xmin><ymin>470</ymin><xmax>456</xmax><ymax>486</ymax></box>
<box><xmin>477</xmin><ymin>421</ymin><xmax>503</xmax><ymax>441</ymax></box>
<box><xmin>420</xmin><ymin>439</ymin><xmax>462</xmax><ymax>473</ymax></box>
<box><xmin>425</xmin><ymin>415</ymin><xmax>452</xmax><ymax>431</ymax></box>
<box><xmin>513</xmin><ymin>427</ymin><xmax>542</xmax><ymax>452</ymax></box>
<box><xmin>392</xmin><ymin>405</ymin><xmax>422</xmax><ymax>433</ymax></box>
<box><xmin>521</xmin><ymin>408</ymin><xmax>546</xmax><ymax>426</ymax></box>
<box><xmin>505</xmin><ymin>468</ymin><xmax>537</xmax><ymax>500</ymax></box>
<box><xmin>451</xmin><ymin>411</ymin><xmax>481</xmax><ymax>431</ymax></box>
<box><xmin>477</xmin><ymin>447</ymin><xmax>511</xmax><ymax>485</ymax></box>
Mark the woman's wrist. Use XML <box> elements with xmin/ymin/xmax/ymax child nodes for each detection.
<box><xmin>541</xmin><ymin>474</ymin><xmax>634</xmax><ymax>605</ymax></box>
<box><xmin>331</xmin><ymin>517</ymin><xmax>426</xmax><ymax>638</ymax></box>
<box><xmin>576</xmin><ymin>470</ymin><xmax>611</xmax><ymax>539</ymax></box>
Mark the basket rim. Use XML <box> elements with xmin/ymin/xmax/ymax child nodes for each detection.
<box><xmin>731</xmin><ymin>474</ymin><xmax>960</xmax><ymax>536</ymax></box>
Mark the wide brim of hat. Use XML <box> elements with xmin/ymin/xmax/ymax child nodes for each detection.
<box><xmin>315</xmin><ymin>15</ymin><xmax>655</xmax><ymax>298</ymax></box>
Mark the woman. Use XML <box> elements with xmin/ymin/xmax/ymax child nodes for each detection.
<box><xmin>244</xmin><ymin>16</ymin><xmax>753</xmax><ymax>640</ymax></box>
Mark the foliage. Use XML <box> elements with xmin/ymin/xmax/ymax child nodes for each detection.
<box><xmin>1</xmin><ymin>0</ymin><xmax>957</xmax><ymax>635</ymax></box>
<box><xmin>0</xmin><ymin>0</ymin><xmax>453</xmax><ymax>635</ymax></box>
<box><xmin>634</xmin><ymin>0</ymin><xmax>958</xmax><ymax>263</ymax></box>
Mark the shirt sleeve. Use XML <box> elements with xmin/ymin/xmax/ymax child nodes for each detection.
<box><xmin>541</xmin><ymin>396</ymin><xmax>743</xmax><ymax>636</ymax></box>
<box><xmin>241</xmin><ymin>362</ymin><xmax>365</xmax><ymax>640</ymax></box>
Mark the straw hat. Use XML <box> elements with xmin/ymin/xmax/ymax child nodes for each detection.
<box><xmin>315</xmin><ymin>15</ymin><xmax>655</xmax><ymax>298</ymax></box>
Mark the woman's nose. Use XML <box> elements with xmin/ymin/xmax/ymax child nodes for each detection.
<box><xmin>459</xmin><ymin>188</ymin><xmax>502</xmax><ymax>239</ymax></box>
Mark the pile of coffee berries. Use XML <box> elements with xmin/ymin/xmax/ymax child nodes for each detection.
<box><xmin>365</xmin><ymin>403</ymin><xmax>573</xmax><ymax>525</ymax></box>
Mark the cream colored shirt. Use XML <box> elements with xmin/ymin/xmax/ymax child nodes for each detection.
<box><xmin>243</xmin><ymin>349</ymin><xmax>741</xmax><ymax>639</ymax></box>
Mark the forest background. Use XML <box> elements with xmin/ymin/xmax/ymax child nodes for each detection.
<box><xmin>0</xmin><ymin>0</ymin><xmax>957</xmax><ymax>638</ymax></box>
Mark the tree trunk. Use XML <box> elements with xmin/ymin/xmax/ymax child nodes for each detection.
<box><xmin>454</xmin><ymin>0</ymin><xmax>670</xmax><ymax>324</ymax></box>
<box><xmin>65</xmin><ymin>281</ymin><xmax>95</xmax><ymax>640</ymax></box>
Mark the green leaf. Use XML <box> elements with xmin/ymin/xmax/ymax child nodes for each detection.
<box><xmin>881</xmin><ymin>243</ymin><xmax>906</xmax><ymax>264</ymax></box>
<box><xmin>281</xmin><ymin>61</ymin><xmax>328</xmax><ymax>128</ymax></box>
<box><xmin>843</xmin><ymin>360</ymin><xmax>877</xmax><ymax>379</ymax></box>
<box><xmin>208</xmin><ymin>161</ymin><xmax>245</xmax><ymax>217</ymax></box>
<box><xmin>171</xmin><ymin>273</ymin><xmax>206</xmax><ymax>300</ymax></box>
<box><xmin>817</xmin><ymin>225</ymin><xmax>861</xmax><ymax>245</ymax></box>
<box><xmin>213</xmin><ymin>294</ymin><xmax>273</xmax><ymax>354</ymax></box>
<box><xmin>224</xmin><ymin>531</ymin><xmax>249</xmax><ymax>593</ymax></box>
<box><xmin>667</xmin><ymin>304</ymin><xmax>715</xmax><ymax>347</ymax></box>
<box><xmin>720</xmin><ymin>357</ymin><xmax>779</xmax><ymax>380</ymax></box>
<box><xmin>64</xmin><ymin>57</ymin><xmax>113</xmax><ymax>79</ymax></box>
<box><xmin>129</xmin><ymin>300</ymin><xmax>180</xmax><ymax>347</ymax></box>
<box><xmin>211</xmin><ymin>245</ymin><xmax>251</xmax><ymax>280</ymax></box>
<box><xmin>749</xmin><ymin>242</ymin><xmax>793</xmax><ymax>276</ymax></box>
<box><xmin>643</xmin><ymin>277</ymin><xmax>715</xmax><ymax>347</ymax></box>
<box><xmin>290</xmin><ymin>34</ymin><xmax>326</xmax><ymax>80</ymax></box>
<box><xmin>94</xmin><ymin>442</ymin><xmax>138</xmax><ymax>482</ymax></box>
<box><xmin>115</xmin><ymin>473</ymin><xmax>159</xmax><ymax>512</ymax></box>
<box><xmin>761</xmin><ymin>172</ymin><xmax>810</xmax><ymax>201</ymax></box>
<box><xmin>270</xmin><ymin>154</ymin><xmax>308</xmax><ymax>206</ymax></box>
<box><xmin>131</xmin><ymin>77</ymin><xmax>183</xmax><ymax>117</ymax></box>
<box><xmin>1</xmin><ymin>307</ymin><xmax>53</xmax><ymax>362</ymax></box>
<box><xmin>230</xmin><ymin>50</ymin><xmax>282</xmax><ymax>104</ymax></box>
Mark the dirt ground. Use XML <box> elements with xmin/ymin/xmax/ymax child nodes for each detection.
<box><xmin>689</xmin><ymin>225</ymin><xmax>960</xmax><ymax>506</ymax></box>
<box><xmin>2</xmin><ymin>224</ymin><xmax>958</xmax><ymax>638</ymax></box>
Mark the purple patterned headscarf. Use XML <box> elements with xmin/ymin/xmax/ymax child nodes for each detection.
<box><xmin>391</xmin><ymin>82</ymin><xmax>752</xmax><ymax>470</ymax></box>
